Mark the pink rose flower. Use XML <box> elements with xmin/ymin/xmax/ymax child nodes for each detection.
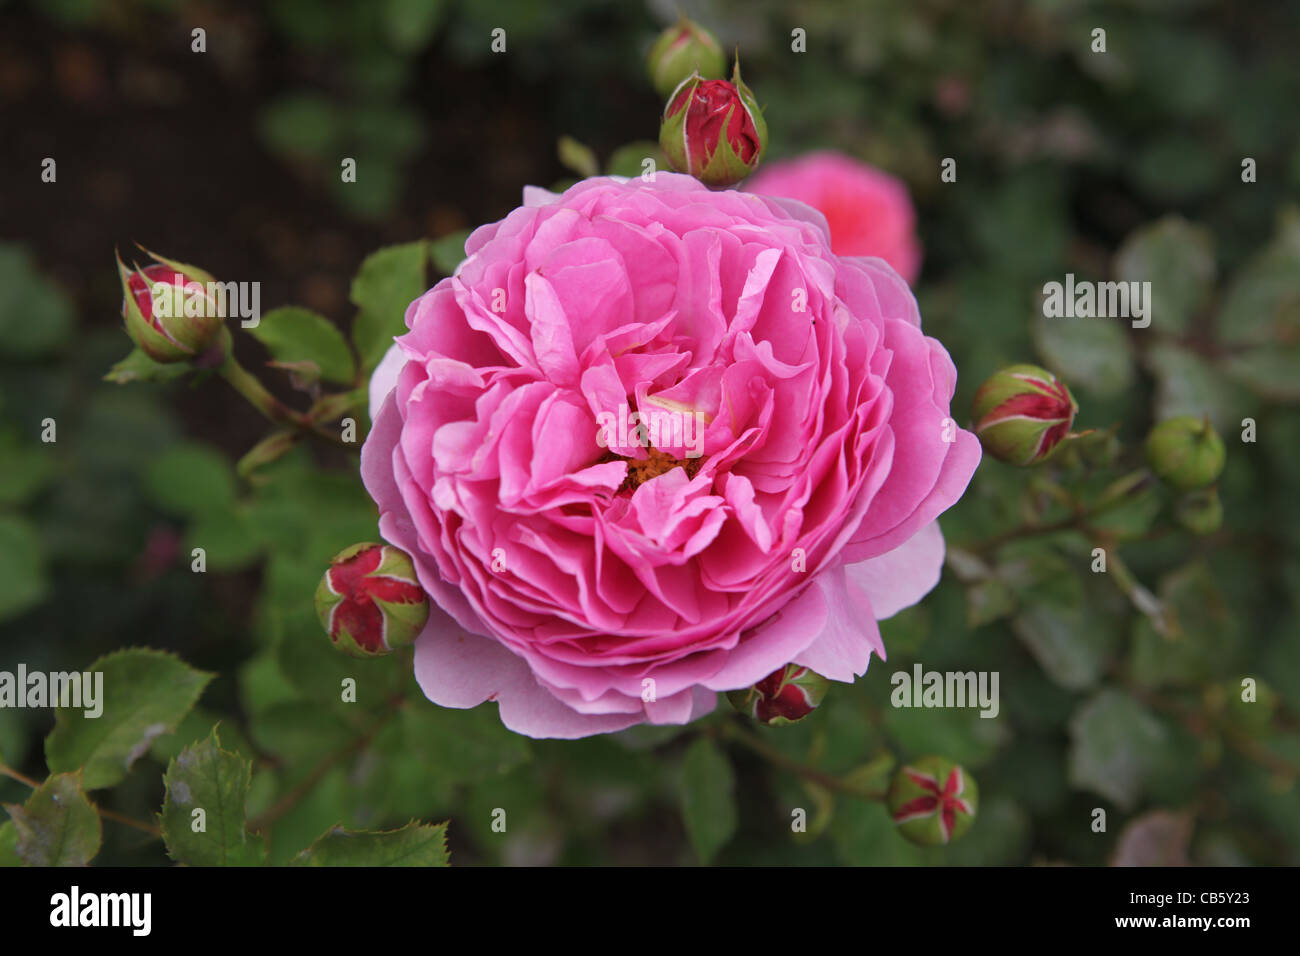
<box><xmin>364</xmin><ymin>173</ymin><xmax>978</xmax><ymax>738</ymax></box>
<box><xmin>744</xmin><ymin>151</ymin><xmax>922</xmax><ymax>284</ymax></box>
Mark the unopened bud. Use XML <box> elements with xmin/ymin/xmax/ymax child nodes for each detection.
<box><xmin>315</xmin><ymin>542</ymin><xmax>430</xmax><ymax>658</ymax></box>
<box><xmin>887</xmin><ymin>756</ymin><xmax>978</xmax><ymax>846</ymax></box>
<box><xmin>1145</xmin><ymin>416</ymin><xmax>1225</xmax><ymax>491</ymax></box>
<box><xmin>726</xmin><ymin>663</ymin><xmax>829</xmax><ymax>726</ymax></box>
<box><xmin>659</xmin><ymin>62</ymin><xmax>767</xmax><ymax>188</ymax></box>
<box><xmin>116</xmin><ymin>246</ymin><xmax>224</xmax><ymax>363</ymax></box>
<box><xmin>972</xmin><ymin>364</ymin><xmax>1078</xmax><ymax>466</ymax></box>
<box><xmin>647</xmin><ymin>17</ymin><xmax>726</xmax><ymax>98</ymax></box>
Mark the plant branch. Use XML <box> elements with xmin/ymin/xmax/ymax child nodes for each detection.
<box><xmin>1</xmin><ymin>763</ymin><xmax>162</xmax><ymax>838</ymax></box>
<box><xmin>713</xmin><ymin>721</ymin><xmax>887</xmax><ymax>801</ymax></box>
<box><xmin>248</xmin><ymin>699</ymin><xmax>404</xmax><ymax>833</ymax></box>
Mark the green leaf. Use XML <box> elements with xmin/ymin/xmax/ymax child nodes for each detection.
<box><xmin>3</xmin><ymin>772</ymin><xmax>101</xmax><ymax>866</ymax></box>
<box><xmin>884</xmin><ymin>704</ymin><xmax>1008</xmax><ymax>767</ymax></box>
<box><xmin>430</xmin><ymin>229</ymin><xmax>472</xmax><ymax>276</ymax></box>
<box><xmin>829</xmin><ymin>798</ymin><xmax>929</xmax><ymax>866</ymax></box>
<box><xmin>1127</xmin><ymin>562</ymin><xmax>1237</xmax><ymax>688</ymax></box>
<box><xmin>160</xmin><ymin>728</ymin><xmax>266</xmax><ymax>866</ymax></box>
<box><xmin>966</xmin><ymin>576</ymin><xmax>1017</xmax><ymax>628</ymax></box>
<box><xmin>679</xmin><ymin>737</ymin><xmax>737</xmax><ymax>864</ymax></box>
<box><xmin>1144</xmin><ymin>342</ymin><xmax>1250</xmax><ymax>436</ymax></box>
<box><xmin>0</xmin><ymin>429</ymin><xmax>54</xmax><ymax>505</ymax></box>
<box><xmin>144</xmin><ymin>442</ymin><xmax>235</xmax><ymax>516</ymax></box>
<box><xmin>349</xmin><ymin>241</ymin><xmax>429</xmax><ymax>372</ymax></box>
<box><xmin>1114</xmin><ymin>217</ymin><xmax>1215</xmax><ymax>336</ymax></box>
<box><xmin>0</xmin><ymin>820</ymin><xmax>19</xmax><ymax>866</ymax></box>
<box><xmin>291</xmin><ymin>821</ymin><xmax>449</xmax><ymax>866</ymax></box>
<box><xmin>1032</xmin><ymin>309</ymin><xmax>1135</xmax><ymax>398</ymax></box>
<box><xmin>557</xmin><ymin>135</ymin><xmax>599</xmax><ymax>178</ymax></box>
<box><xmin>1067</xmin><ymin>689</ymin><xmax>1166</xmax><ymax>811</ymax></box>
<box><xmin>1215</xmin><ymin>210</ymin><xmax>1300</xmax><ymax>348</ymax></box>
<box><xmin>0</xmin><ymin>515</ymin><xmax>49</xmax><ymax>622</ymax></box>
<box><xmin>1221</xmin><ymin>344</ymin><xmax>1300</xmax><ymax>402</ymax></box>
<box><xmin>381</xmin><ymin>0</ymin><xmax>447</xmax><ymax>52</ymax></box>
<box><xmin>1012</xmin><ymin>602</ymin><xmax>1120</xmax><ymax>690</ymax></box>
<box><xmin>249</xmin><ymin>306</ymin><xmax>355</xmax><ymax>385</ymax></box>
<box><xmin>184</xmin><ymin>503</ymin><xmax>264</xmax><ymax>571</ymax></box>
<box><xmin>397</xmin><ymin>704</ymin><xmax>531</xmax><ymax>785</ymax></box>
<box><xmin>258</xmin><ymin>93</ymin><xmax>342</xmax><ymax>159</ymax></box>
<box><xmin>104</xmin><ymin>348</ymin><xmax>191</xmax><ymax>385</ymax></box>
<box><xmin>45</xmin><ymin>649</ymin><xmax>213</xmax><ymax>790</ymax></box>
<box><xmin>249</xmin><ymin>701</ymin><xmax>353</xmax><ymax>768</ymax></box>
<box><xmin>0</xmin><ymin>244</ymin><xmax>75</xmax><ymax>358</ymax></box>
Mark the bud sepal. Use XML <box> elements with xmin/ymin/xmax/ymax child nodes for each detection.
<box><xmin>887</xmin><ymin>756</ymin><xmax>978</xmax><ymax>846</ymax></box>
<box><xmin>659</xmin><ymin>61</ymin><xmax>767</xmax><ymax>188</ymax></box>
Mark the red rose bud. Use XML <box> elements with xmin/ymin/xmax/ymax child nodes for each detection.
<box><xmin>647</xmin><ymin>17</ymin><xmax>726</xmax><ymax>98</ymax></box>
<box><xmin>887</xmin><ymin>756</ymin><xmax>978</xmax><ymax>846</ymax></box>
<box><xmin>726</xmin><ymin>663</ymin><xmax>829</xmax><ymax>726</ymax></box>
<box><xmin>972</xmin><ymin>364</ymin><xmax>1078</xmax><ymax>466</ymax></box>
<box><xmin>315</xmin><ymin>542</ymin><xmax>430</xmax><ymax>658</ymax></box>
<box><xmin>116</xmin><ymin>246</ymin><xmax>224</xmax><ymax>363</ymax></box>
<box><xmin>1145</xmin><ymin>415</ymin><xmax>1225</xmax><ymax>491</ymax></box>
<box><xmin>659</xmin><ymin>63</ymin><xmax>767</xmax><ymax>188</ymax></box>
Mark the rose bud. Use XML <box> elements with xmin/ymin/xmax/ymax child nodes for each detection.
<box><xmin>1174</xmin><ymin>485</ymin><xmax>1222</xmax><ymax>535</ymax></box>
<box><xmin>646</xmin><ymin>17</ymin><xmax>726</xmax><ymax>98</ymax></box>
<box><xmin>1145</xmin><ymin>415</ymin><xmax>1225</xmax><ymax>491</ymax></box>
<box><xmin>659</xmin><ymin>63</ymin><xmax>767</xmax><ymax>188</ymax></box>
<box><xmin>971</xmin><ymin>364</ymin><xmax>1078</xmax><ymax>466</ymax></box>
<box><xmin>887</xmin><ymin>756</ymin><xmax>978</xmax><ymax>846</ymax></box>
<box><xmin>314</xmin><ymin>542</ymin><xmax>430</xmax><ymax>658</ymax></box>
<box><xmin>726</xmin><ymin>663</ymin><xmax>829</xmax><ymax>726</ymax></box>
<box><xmin>116</xmin><ymin>247</ymin><xmax>224</xmax><ymax>363</ymax></box>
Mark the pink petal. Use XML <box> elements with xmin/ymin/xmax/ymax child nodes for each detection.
<box><xmin>367</xmin><ymin>342</ymin><xmax>406</xmax><ymax>421</ymax></box>
<box><xmin>843</xmin><ymin>519</ymin><xmax>946</xmax><ymax>621</ymax></box>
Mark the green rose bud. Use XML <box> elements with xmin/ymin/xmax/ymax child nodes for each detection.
<box><xmin>887</xmin><ymin>756</ymin><xmax>978</xmax><ymax>846</ymax></box>
<box><xmin>1220</xmin><ymin>677</ymin><xmax>1278</xmax><ymax>734</ymax></box>
<box><xmin>659</xmin><ymin>62</ymin><xmax>767</xmax><ymax>188</ymax></box>
<box><xmin>971</xmin><ymin>364</ymin><xmax>1078</xmax><ymax>466</ymax></box>
<box><xmin>647</xmin><ymin>16</ymin><xmax>726</xmax><ymax>99</ymax></box>
<box><xmin>1145</xmin><ymin>416</ymin><xmax>1225</xmax><ymax>491</ymax></box>
<box><xmin>116</xmin><ymin>246</ymin><xmax>224</xmax><ymax>363</ymax></box>
<box><xmin>726</xmin><ymin>663</ymin><xmax>830</xmax><ymax>726</ymax></box>
<box><xmin>1175</xmin><ymin>485</ymin><xmax>1223</xmax><ymax>535</ymax></box>
<box><xmin>315</xmin><ymin>542</ymin><xmax>430</xmax><ymax>658</ymax></box>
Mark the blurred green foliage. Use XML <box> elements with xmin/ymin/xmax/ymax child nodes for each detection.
<box><xmin>2</xmin><ymin>0</ymin><xmax>1299</xmax><ymax>866</ymax></box>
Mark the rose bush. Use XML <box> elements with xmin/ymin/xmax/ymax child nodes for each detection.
<box><xmin>364</xmin><ymin>172</ymin><xmax>979</xmax><ymax>738</ymax></box>
<box><xmin>744</xmin><ymin>151</ymin><xmax>922</xmax><ymax>283</ymax></box>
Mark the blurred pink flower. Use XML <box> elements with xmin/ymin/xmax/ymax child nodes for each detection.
<box><xmin>745</xmin><ymin>151</ymin><xmax>922</xmax><ymax>283</ymax></box>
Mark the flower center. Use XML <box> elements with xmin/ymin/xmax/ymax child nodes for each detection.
<box><xmin>602</xmin><ymin>446</ymin><xmax>705</xmax><ymax>493</ymax></box>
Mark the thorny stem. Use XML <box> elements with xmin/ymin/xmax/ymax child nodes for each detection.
<box><xmin>218</xmin><ymin>350</ymin><xmax>351</xmax><ymax>449</ymax></box>
<box><xmin>712</xmin><ymin>720</ymin><xmax>887</xmax><ymax>801</ymax></box>
<box><xmin>247</xmin><ymin>697</ymin><xmax>404</xmax><ymax>834</ymax></box>
<box><xmin>966</xmin><ymin>468</ymin><xmax>1154</xmax><ymax>556</ymax></box>
<box><xmin>0</xmin><ymin>763</ymin><xmax>162</xmax><ymax>838</ymax></box>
